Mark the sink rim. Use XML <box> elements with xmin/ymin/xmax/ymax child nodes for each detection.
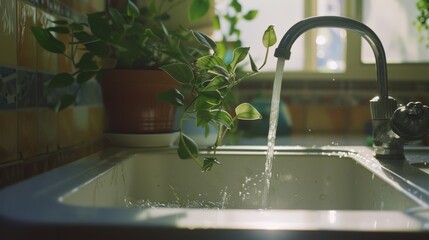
<box><xmin>0</xmin><ymin>146</ymin><xmax>428</xmax><ymax>234</ymax></box>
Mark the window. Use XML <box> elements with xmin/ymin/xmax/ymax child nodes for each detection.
<box><xmin>214</xmin><ymin>0</ymin><xmax>305</xmax><ymax>71</ymax></box>
<box><xmin>362</xmin><ymin>0</ymin><xmax>429</xmax><ymax>63</ymax></box>
<box><xmin>214</xmin><ymin>0</ymin><xmax>429</xmax><ymax>81</ymax></box>
<box><xmin>214</xmin><ymin>0</ymin><xmax>346</xmax><ymax>72</ymax></box>
<box><xmin>316</xmin><ymin>0</ymin><xmax>346</xmax><ymax>72</ymax></box>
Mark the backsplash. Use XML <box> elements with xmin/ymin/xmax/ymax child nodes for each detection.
<box><xmin>237</xmin><ymin>79</ymin><xmax>429</xmax><ymax>135</ymax></box>
<box><xmin>0</xmin><ymin>0</ymin><xmax>105</xmax><ymax>188</ymax></box>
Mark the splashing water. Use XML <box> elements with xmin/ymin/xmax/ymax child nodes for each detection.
<box><xmin>261</xmin><ymin>58</ymin><xmax>286</xmax><ymax>209</ymax></box>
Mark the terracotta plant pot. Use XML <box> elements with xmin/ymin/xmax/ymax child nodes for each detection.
<box><xmin>100</xmin><ymin>69</ymin><xmax>179</xmax><ymax>134</ymax></box>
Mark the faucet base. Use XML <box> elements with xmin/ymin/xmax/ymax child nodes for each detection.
<box><xmin>373</xmin><ymin>146</ymin><xmax>405</xmax><ymax>160</ymax></box>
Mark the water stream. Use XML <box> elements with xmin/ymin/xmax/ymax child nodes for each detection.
<box><xmin>261</xmin><ymin>58</ymin><xmax>286</xmax><ymax>208</ymax></box>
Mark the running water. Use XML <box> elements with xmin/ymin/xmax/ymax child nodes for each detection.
<box><xmin>261</xmin><ymin>58</ymin><xmax>286</xmax><ymax>209</ymax></box>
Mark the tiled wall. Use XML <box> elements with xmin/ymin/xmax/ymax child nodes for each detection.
<box><xmin>0</xmin><ymin>0</ymin><xmax>105</xmax><ymax>188</ymax></box>
<box><xmin>237</xmin><ymin>79</ymin><xmax>429</xmax><ymax>139</ymax></box>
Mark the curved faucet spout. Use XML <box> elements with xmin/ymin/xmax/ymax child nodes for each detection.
<box><xmin>275</xmin><ymin>16</ymin><xmax>388</xmax><ymax>100</ymax></box>
<box><xmin>273</xmin><ymin>16</ymin><xmax>429</xmax><ymax>159</ymax></box>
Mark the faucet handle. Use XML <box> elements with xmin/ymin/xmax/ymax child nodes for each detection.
<box><xmin>391</xmin><ymin>102</ymin><xmax>429</xmax><ymax>141</ymax></box>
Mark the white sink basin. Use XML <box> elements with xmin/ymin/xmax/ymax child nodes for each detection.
<box><xmin>61</xmin><ymin>148</ymin><xmax>420</xmax><ymax>211</ymax></box>
<box><xmin>1</xmin><ymin>146</ymin><xmax>429</xmax><ymax>239</ymax></box>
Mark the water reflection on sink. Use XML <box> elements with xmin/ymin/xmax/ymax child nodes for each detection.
<box><xmin>405</xmin><ymin>148</ymin><xmax>429</xmax><ymax>175</ymax></box>
<box><xmin>61</xmin><ymin>147</ymin><xmax>422</xmax><ymax>211</ymax></box>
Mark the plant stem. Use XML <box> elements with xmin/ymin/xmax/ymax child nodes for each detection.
<box><xmin>258</xmin><ymin>46</ymin><xmax>270</xmax><ymax>70</ymax></box>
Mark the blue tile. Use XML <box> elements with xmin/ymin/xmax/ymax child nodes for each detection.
<box><xmin>17</xmin><ymin>69</ymin><xmax>37</xmax><ymax>108</ymax></box>
<box><xmin>0</xmin><ymin>66</ymin><xmax>17</xmax><ymax>110</ymax></box>
<box><xmin>37</xmin><ymin>72</ymin><xmax>54</xmax><ymax>108</ymax></box>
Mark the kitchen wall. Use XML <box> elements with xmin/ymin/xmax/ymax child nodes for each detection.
<box><xmin>0</xmin><ymin>0</ymin><xmax>105</xmax><ymax>188</ymax></box>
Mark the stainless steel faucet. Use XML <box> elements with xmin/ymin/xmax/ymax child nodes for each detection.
<box><xmin>274</xmin><ymin>16</ymin><xmax>429</xmax><ymax>160</ymax></box>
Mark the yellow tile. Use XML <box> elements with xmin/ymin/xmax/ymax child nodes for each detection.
<box><xmin>57</xmin><ymin>33</ymin><xmax>73</xmax><ymax>73</ymax></box>
<box><xmin>0</xmin><ymin>0</ymin><xmax>17</xmax><ymax>66</ymax></box>
<box><xmin>87</xmin><ymin>106</ymin><xmax>104</xmax><ymax>142</ymax></box>
<box><xmin>305</xmin><ymin>105</ymin><xmax>346</xmax><ymax>133</ymax></box>
<box><xmin>288</xmin><ymin>104</ymin><xmax>306</xmax><ymax>133</ymax></box>
<box><xmin>18</xmin><ymin>110</ymin><xmax>40</xmax><ymax>159</ymax></box>
<box><xmin>58</xmin><ymin>106</ymin><xmax>90</xmax><ymax>148</ymax></box>
<box><xmin>347</xmin><ymin>106</ymin><xmax>372</xmax><ymax>133</ymax></box>
<box><xmin>38</xmin><ymin>108</ymin><xmax>58</xmax><ymax>153</ymax></box>
<box><xmin>17</xmin><ymin>0</ymin><xmax>37</xmax><ymax>68</ymax></box>
<box><xmin>87</xmin><ymin>0</ymin><xmax>105</xmax><ymax>13</ymax></box>
<box><xmin>0</xmin><ymin>111</ymin><xmax>18</xmax><ymax>163</ymax></box>
<box><xmin>35</xmin><ymin>9</ymin><xmax>58</xmax><ymax>72</ymax></box>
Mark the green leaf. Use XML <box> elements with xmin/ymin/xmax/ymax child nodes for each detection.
<box><xmin>262</xmin><ymin>25</ymin><xmax>277</xmax><ymax>48</ymax></box>
<box><xmin>192</xmin><ymin>31</ymin><xmax>217</xmax><ymax>52</ymax></box>
<box><xmin>228</xmin><ymin>16</ymin><xmax>238</xmax><ymax>36</ymax></box>
<box><xmin>46</xmin><ymin>26</ymin><xmax>70</xmax><ymax>34</ymax></box>
<box><xmin>47</xmin><ymin>73</ymin><xmax>75</xmax><ymax>89</ymax></box>
<box><xmin>127</xmin><ymin>0</ymin><xmax>140</xmax><ymax>18</ymax></box>
<box><xmin>109</xmin><ymin>8</ymin><xmax>125</xmax><ymax>32</ymax></box>
<box><xmin>202</xmin><ymin>157</ymin><xmax>221</xmax><ymax>172</ymax></box>
<box><xmin>229</xmin><ymin>47</ymin><xmax>249</xmax><ymax>71</ymax></box>
<box><xmin>195</xmin><ymin>93</ymin><xmax>222</xmax><ymax>114</ymax></box>
<box><xmin>210</xmin><ymin>109</ymin><xmax>234</xmax><ymax>129</ymax></box>
<box><xmin>160</xmin><ymin>63</ymin><xmax>194</xmax><ymax>84</ymax></box>
<box><xmin>75</xmin><ymin>52</ymin><xmax>98</xmax><ymax>70</ymax></box>
<box><xmin>243</xmin><ymin>10</ymin><xmax>258</xmax><ymax>20</ymax></box>
<box><xmin>158</xmin><ymin>89</ymin><xmax>184</xmax><ymax>106</ymax></box>
<box><xmin>213</xmin><ymin>15</ymin><xmax>221</xmax><ymax>30</ymax></box>
<box><xmin>31</xmin><ymin>26</ymin><xmax>65</xmax><ymax>54</ymax></box>
<box><xmin>203</xmin><ymin>76</ymin><xmax>229</xmax><ymax>91</ymax></box>
<box><xmin>195</xmin><ymin>95</ymin><xmax>221</xmax><ymax>110</ymax></box>
<box><xmin>50</xmin><ymin>20</ymin><xmax>68</xmax><ymax>25</ymax></box>
<box><xmin>77</xmin><ymin>71</ymin><xmax>97</xmax><ymax>84</ymax></box>
<box><xmin>235</xmin><ymin>103</ymin><xmax>262</xmax><ymax>120</ymax></box>
<box><xmin>196</xmin><ymin>109</ymin><xmax>233</xmax><ymax>129</ymax></box>
<box><xmin>178</xmin><ymin>133</ymin><xmax>199</xmax><ymax>159</ymax></box>
<box><xmin>74</xmin><ymin>31</ymin><xmax>110</xmax><ymax>57</ymax></box>
<box><xmin>144</xmin><ymin>28</ymin><xmax>161</xmax><ymax>41</ymax></box>
<box><xmin>54</xmin><ymin>94</ymin><xmax>75</xmax><ymax>112</ymax></box>
<box><xmin>196</xmin><ymin>109</ymin><xmax>212</xmax><ymax>126</ymax></box>
<box><xmin>231</xmin><ymin>0</ymin><xmax>242</xmax><ymax>12</ymax></box>
<box><xmin>201</xmin><ymin>90</ymin><xmax>222</xmax><ymax>100</ymax></box>
<box><xmin>208</xmin><ymin>65</ymin><xmax>230</xmax><ymax>78</ymax></box>
<box><xmin>204</xmin><ymin>124</ymin><xmax>210</xmax><ymax>138</ymax></box>
<box><xmin>189</xmin><ymin>0</ymin><xmax>210</xmax><ymax>21</ymax></box>
<box><xmin>70</xmin><ymin>22</ymin><xmax>85</xmax><ymax>31</ymax></box>
<box><xmin>196</xmin><ymin>56</ymin><xmax>228</xmax><ymax>70</ymax></box>
<box><xmin>87</xmin><ymin>13</ymin><xmax>111</xmax><ymax>41</ymax></box>
<box><xmin>249</xmin><ymin>54</ymin><xmax>258</xmax><ymax>73</ymax></box>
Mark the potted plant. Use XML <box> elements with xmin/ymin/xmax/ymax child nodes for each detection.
<box><xmin>159</xmin><ymin>25</ymin><xmax>277</xmax><ymax>171</ymax></box>
<box><xmin>31</xmin><ymin>0</ymin><xmax>211</xmax><ymax>135</ymax></box>
<box><xmin>31</xmin><ymin>0</ymin><xmax>277</xmax><ymax>171</ymax></box>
